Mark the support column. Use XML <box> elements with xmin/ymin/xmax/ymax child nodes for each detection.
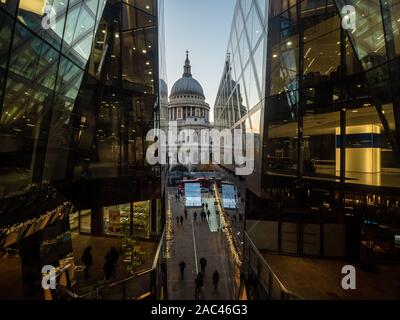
<box><xmin>91</xmin><ymin>207</ymin><xmax>103</xmax><ymax>236</ymax></box>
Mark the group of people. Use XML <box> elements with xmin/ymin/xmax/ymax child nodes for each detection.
<box><xmin>175</xmin><ymin>191</ymin><xmax>182</xmax><ymax>202</ymax></box>
<box><xmin>191</xmin><ymin>202</ymin><xmax>212</xmax><ymax>223</ymax></box>
<box><xmin>81</xmin><ymin>246</ymin><xmax>120</xmax><ymax>281</ymax></box>
<box><xmin>176</xmin><ymin>215</ymin><xmax>184</xmax><ymax>225</ymax></box>
<box><xmin>179</xmin><ymin>257</ymin><xmax>220</xmax><ymax>300</ymax></box>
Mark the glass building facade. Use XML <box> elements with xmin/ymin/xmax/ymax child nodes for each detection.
<box><xmin>0</xmin><ymin>0</ymin><xmax>165</xmax><ymax>299</ymax></box>
<box><xmin>216</xmin><ymin>0</ymin><xmax>400</xmax><ymax>262</ymax></box>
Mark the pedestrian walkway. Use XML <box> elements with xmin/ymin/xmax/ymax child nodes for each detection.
<box><xmin>166</xmin><ymin>187</ymin><xmax>234</xmax><ymax>300</ymax></box>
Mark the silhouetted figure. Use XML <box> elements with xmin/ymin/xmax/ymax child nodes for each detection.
<box><xmin>103</xmin><ymin>247</ymin><xmax>119</xmax><ymax>280</ymax></box>
<box><xmin>213</xmin><ymin>270</ymin><xmax>220</xmax><ymax>290</ymax></box>
<box><xmin>179</xmin><ymin>261</ymin><xmax>186</xmax><ymax>279</ymax></box>
<box><xmin>194</xmin><ymin>211</ymin><xmax>197</xmax><ymax>221</ymax></box>
<box><xmin>205</xmin><ymin>203</ymin><xmax>208</xmax><ymax>210</ymax></box>
<box><xmin>207</xmin><ymin>210</ymin><xmax>211</xmax><ymax>220</ymax></box>
<box><xmin>180</xmin><ymin>216</ymin><xmax>184</xmax><ymax>225</ymax></box>
<box><xmin>184</xmin><ymin>208</ymin><xmax>188</xmax><ymax>219</ymax></box>
<box><xmin>194</xmin><ymin>272</ymin><xmax>203</xmax><ymax>300</ymax></box>
<box><xmin>81</xmin><ymin>246</ymin><xmax>93</xmax><ymax>279</ymax></box>
<box><xmin>200</xmin><ymin>257</ymin><xmax>207</xmax><ymax>274</ymax></box>
<box><xmin>176</xmin><ymin>216</ymin><xmax>180</xmax><ymax>225</ymax></box>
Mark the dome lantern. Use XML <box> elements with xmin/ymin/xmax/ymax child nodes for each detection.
<box><xmin>170</xmin><ymin>51</ymin><xmax>205</xmax><ymax>99</ymax></box>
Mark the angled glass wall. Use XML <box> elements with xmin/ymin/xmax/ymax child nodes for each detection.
<box><xmin>0</xmin><ymin>0</ymin><xmax>106</xmax><ymax>201</ymax></box>
<box><xmin>216</xmin><ymin>0</ymin><xmax>400</xmax><ymax>263</ymax></box>
<box><xmin>216</xmin><ymin>0</ymin><xmax>400</xmax><ymax>191</ymax></box>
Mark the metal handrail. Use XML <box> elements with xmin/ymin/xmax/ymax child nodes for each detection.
<box><xmin>244</xmin><ymin>232</ymin><xmax>303</xmax><ymax>300</ymax></box>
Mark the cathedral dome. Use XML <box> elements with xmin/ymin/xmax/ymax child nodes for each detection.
<box><xmin>170</xmin><ymin>52</ymin><xmax>205</xmax><ymax>98</ymax></box>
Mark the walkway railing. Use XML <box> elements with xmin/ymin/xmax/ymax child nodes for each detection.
<box><xmin>242</xmin><ymin>232</ymin><xmax>302</xmax><ymax>300</ymax></box>
<box><xmin>62</xmin><ymin>228</ymin><xmax>167</xmax><ymax>300</ymax></box>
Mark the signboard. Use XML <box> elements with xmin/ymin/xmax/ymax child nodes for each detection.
<box><xmin>222</xmin><ymin>183</ymin><xmax>236</xmax><ymax>209</ymax></box>
<box><xmin>185</xmin><ymin>183</ymin><xmax>202</xmax><ymax>207</ymax></box>
<box><xmin>108</xmin><ymin>209</ymin><xmax>121</xmax><ymax>233</ymax></box>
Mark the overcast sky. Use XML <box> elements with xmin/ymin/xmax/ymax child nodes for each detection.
<box><xmin>164</xmin><ymin>0</ymin><xmax>236</xmax><ymax>122</ymax></box>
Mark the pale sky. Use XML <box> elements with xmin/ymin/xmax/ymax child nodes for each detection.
<box><xmin>164</xmin><ymin>0</ymin><xmax>236</xmax><ymax>122</ymax></box>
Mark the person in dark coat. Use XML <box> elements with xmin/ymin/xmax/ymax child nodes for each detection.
<box><xmin>104</xmin><ymin>247</ymin><xmax>119</xmax><ymax>280</ymax></box>
<box><xmin>81</xmin><ymin>246</ymin><xmax>93</xmax><ymax>279</ymax></box>
<box><xmin>184</xmin><ymin>208</ymin><xmax>188</xmax><ymax>219</ymax></box>
<box><xmin>207</xmin><ymin>210</ymin><xmax>211</xmax><ymax>220</ymax></box>
<box><xmin>213</xmin><ymin>270</ymin><xmax>220</xmax><ymax>290</ymax></box>
<box><xmin>194</xmin><ymin>272</ymin><xmax>203</xmax><ymax>300</ymax></box>
<box><xmin>179</xmin><ymin>260</ymin><xmax>186</xmax><ymax>279</ymax></box>
<box><xmin>180</xmin><ymin>216</ymin><xmax>184</xmax><ymax>225</ymax></box>
<box><xmin>193</xmin><ymin>211</ymin><xmax>197</xmax><ymax>221</ymax></box>
<box><xmin>200</xmin><ymin>257</ymin><xmax>207</xmax><ymax>274</ymax></box>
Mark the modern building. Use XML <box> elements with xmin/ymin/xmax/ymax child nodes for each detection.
<box><xmin>215</xmin><ymin>0</ymin><xmax>400</xmax><ymax>299</ymax></box>
<box><xmin>0</xmin><ymin>0</ymin><xmax>166</xmax><ymax>299</ymax></box>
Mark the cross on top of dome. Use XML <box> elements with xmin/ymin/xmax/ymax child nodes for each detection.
<box><xmin>183</xmin><ymin>50</ymin><xmax>192</xmax><ymax>77</ymax></box>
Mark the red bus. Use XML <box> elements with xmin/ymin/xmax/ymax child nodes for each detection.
<box><xmin>178</xmin><ymin>178</ymin><xmax>211</xmax><ymax>194</ymax></box>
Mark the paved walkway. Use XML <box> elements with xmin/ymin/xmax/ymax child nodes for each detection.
<box><xmin>166</xmin><ymin>187</ymin><xmax>234</xmax><ymax>300</ymax></box>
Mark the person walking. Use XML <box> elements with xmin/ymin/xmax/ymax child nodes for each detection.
<box><xmin>103</xmin><ymin>247</ymin><xmax>119</xmax><ymax>280</ymax></box>
<box><xmin>194</xmin><ymin>211</ymin><xmax>197</xmax><ymax>221</ymax></box>
<box><xmin>194</xmin><ymin>272</ymin><xmax>203</xmax><ymax>300</ymax></box>
<box><xmin>212</xmin><ymin>270</ymin><xmax>220</xmax><ymax>290</ymax></box>
<box><xmin>184</xmin><ymin>208</ymin><xmax>188</xmax><ymax>219</ymax></box>
<box><xmin>176</xmin><ymin>216</ymin><xmax>180</xmax><ymax>225</ymax></box>
<box><xmin>81</xmin><ymin>246</ymin><xmax>93</xmax><ymax>279</ymax></box>
<box><xmin>205</xmin><ymin>203</ymin><xmax>208</xmax><ymax>210</ymax></box>
<box><xmin>180</xmin><ymin>216</ymin><xmax>184</xmax><ymax>226</ymax></box>
<box><xmin>207</xmin><ymin>210</ymin><xmax>211</xmax><ymax>220</ymax></box>
<box><xmin>200</xmin><ymin>257</ymin><xmax>207</xmax><ymax>275</ymax></box>
<box><xmin>179</xmin><ymin>260</ymin><xmax>186</xmax><ymax>279</ymax></box>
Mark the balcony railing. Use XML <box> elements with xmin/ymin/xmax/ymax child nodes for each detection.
<box><xmin>242</xmin><ymin>232</ymin><xmax>303</xmax><ymax>300</ymax></box>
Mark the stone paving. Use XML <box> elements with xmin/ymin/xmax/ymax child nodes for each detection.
<box><xmin>166</xmin><ymin>187</ymin><xmax>234</xmax><ymax>300</ymax></box>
